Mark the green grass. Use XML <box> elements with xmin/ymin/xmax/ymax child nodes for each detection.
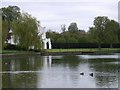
<box><xmin>47</xmin><ymin>48</ymin><xmax>120</xmax><ymax>53</ymax></box>
<box><xmin>1</xmin><ymin>48</ymin><xmax>120</xmax><ymax>54</ymax></box>
<box><xmin>1</xmin><ymin>50</ymin><xmax>36</xmax><ymax>54</ymax></box>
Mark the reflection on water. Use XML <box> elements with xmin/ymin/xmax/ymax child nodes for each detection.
<box><xmin>78</xmin><ymin>54</ymin><xmax>119</xmax><ymax>59</ymax></box>
<box><xmin>2</xmin><ymin>54</ymin><xmax>119</xmax><ymax>88</ymax></box>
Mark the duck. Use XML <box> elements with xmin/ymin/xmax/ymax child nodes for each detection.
<box><xmin>80</xmin><ymin>72</ymin><xmax>84</xmax><ymax>75</ymax></box>
<box><xmin>90</xmin><ymin>73</ymin><xmax>93</xmax><ymax>77</ymax></box>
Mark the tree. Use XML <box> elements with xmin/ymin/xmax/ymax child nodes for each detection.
<box><xmin>2</xmin><ymin>6</ymin><xmax>20</xmax><ymax>31</ymax></box>
<box><xmin>104</xmin><ymin>20</ymin><xmax>119</xmax><ymax>47</ymax></box>
<box><xmin>66</xmin><ymin>37</ymin><xmax>78</xmax><ymax>43</ymax></box>
<box><xmin>46</xmin><ymin>31</ymin><xmax>60</xmax><ymax>43</ymax></box>
<box><xmin>2</xmin><ymin>6</ymin><xmax>42</xmax><ymax>50</ymax></box>
<box><xmin>89</xmin><ymin>16</ymin><xmax>119</xmax><ymax>48</ymax></box>
<box><xmin>68</xmin><ymin>22</ymin><xmax>78</xmax><ymax>33</ymax></box>
<box><xmin>2</xmin><ymin>20</ymin><xmax>9</xmax><ymax>49</ymax></box>
<box><xmin>47</xmin><ymin>23</ymin><xmax>88</xmax><ymax>44</ymax></box>
<box><xmin>12</xmin><ymin>12</ymin><xmax>42</xmax><ymax>50</ymax></box>
<box><xmin>2</xmin><ymin>6</ymin><xmax>21</xmax><ymax>46</ymax></box>
<box><xmin>56</xmin><ymin>37</ymin><xmax>66</xmax><ymax>43</ymax></box>
<box><xmin>88</xmin><ymin>27</ymin><xmax>98</xmax><ymax>43</ymax></box>
<box><xmin>2</xmin><ymin>6</ymin><xmax>20</xmax><ymax>22</ymax></box>
<box><xmin>94</xmin><ymin>16</ymin><xmax>109</xmax><ymax>43</ymax></box>
<box><xmin>89</xmin><ymin>16</ymin><xmax>110</xmax><ymax>48</ymax></box>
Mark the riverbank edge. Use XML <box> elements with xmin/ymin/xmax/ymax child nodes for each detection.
<box><xmin>1</xmin><ymin>49</ymin><xmax>120</xmax><ymax>58</ymax></box>
<box><xmin>42</xmin><ymin>50</ymin><xmax>120</xmax><ymax>56</ymax></box>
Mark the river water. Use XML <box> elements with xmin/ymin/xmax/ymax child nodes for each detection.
<box><xmin>2</xmin><ymin>53</ymin><xmax>119</xmax><ymax>88</ymax></box>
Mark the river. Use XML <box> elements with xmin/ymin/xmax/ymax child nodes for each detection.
<box><xmin>2</xmin><ymin>53</ymin><xmax>119</xmax><ymax>88</ymax></box>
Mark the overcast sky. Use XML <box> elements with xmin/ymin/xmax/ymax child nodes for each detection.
<box><xmin>1</xmin><ymin>0</ymin><xmax>119</xmax><ymax>32</ymax></box>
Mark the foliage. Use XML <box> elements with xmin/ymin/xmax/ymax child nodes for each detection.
<box><xmin>46</xmin><ymin>31</ymin><xmax>61</xmax><ymax>43</ymax></box>
<box><xmin>68</xmin><ymin>22</ymin><xmax>78</xmax><ymax>32</ymax></box>
<box><xmin>89</xmin><ymin>16</ymin><xmax>119</xmax><ymax>45</ymax></box>
<box><xmin>56</xmin><ymin>36</ymin><xmax>66</xmax><ymax>43</ymax></box>
<box><xmin>2</xmin><ymin>20</ymin><xmax>8</xmax><ymax>49</ymax></box>
<box><xmin>2</xmin><ymin>5</ymin><xmax>119</xmax><ymax>50</ymax></box>
<box><xmin>46</xmin><ymin>28</ymin><xmax>88</xmax><ymax>43</ymax></box>
<box><xmin>104</xmin><ymin>20</ymin><xmax>119</xmax><ymax>43</ymax></box>
<box><xmin>2</xmin><ymin>6</ymin><xmax>21</xmax><ymax>48</ymax></box>
<box><xmin>47</xmin><ymin>17</ymin><xmax>119</xmax><ymax>45</ymax></box>
<box><xmin>12</xmin><ymin>12</ymin><xmax>42</xmax><ymax>50</ymax></box>
<box><xmin>2</xmin><ymin>6</ymin><xmax>20</xmax><ymax>22</ymax></box>
<box><xmin>90</xmin><ymin>16</ymin><xmax>109</xmax><ymax>44</ymax></box>
<box><xmin>2</xmin><ymin>6</ymin><xmax>42</xmax><ymax>50</ymax></box>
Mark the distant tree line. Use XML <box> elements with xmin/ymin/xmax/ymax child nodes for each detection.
<box><xmin>47</xmin><ymin>16</ymin><xmax>120</xmax><ymax>48</ymax></box>
<box><xmin>1</xmin><ymin>5</ymin><xmax>120</xmax><ymax>50</ymax></box>
<box><xmin>52</xmin><ymin>43</ymin><xmax>120</xmax><ymax>49</ymax></box>
<box><xmin>2</xmin><ymin>6</ymin><xmax>42</xmax><ymax>50</ymax></box>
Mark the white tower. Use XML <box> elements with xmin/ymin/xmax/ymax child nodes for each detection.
<box><xmin>7</xmin><ymin>29</ymin><xmax>15</xmax><ymax>45</ymax></box>
<box><xmin>38</xmin><ymin>25</ymin><xmax>52</xmax><ymax>49</ymax></box>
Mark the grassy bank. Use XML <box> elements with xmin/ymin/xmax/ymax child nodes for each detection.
<box><xmin>1</xmin><ymin>48</ymin><xmax>120</xmax><ymax>55</ymax></box>
<box><xmin>47</xmin><ymin>48</ymin><xmax>120</xmax><ymax>53</ymax></box>
<box><xmin>1</xmin><ymin>50</ymin><xmax>39</xmax><ymax>55</ymax></box>
<box><xmin>44</xmin><ymin>48</ymin><xmax>120</xmax><ymax>55</ymax></box>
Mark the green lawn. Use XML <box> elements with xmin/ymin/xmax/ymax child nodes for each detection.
<box><xmin>1</xmin><ymin>50</ymin><xmax>35</xmax><ymax>54</ymax></box>
<box><xmin>1</xmin><ymin>50</ymin><xmax>19</xmax><ymax>54</ymax></box>
<box><xmin>47</xmin><ymin>48</ymin><xmax>120</xmax><ymax>53</ymax></box>
<box><xmin>1</xmin><ymin>48</ymin><xmax>120</xmax><ymax>54</ymax></box>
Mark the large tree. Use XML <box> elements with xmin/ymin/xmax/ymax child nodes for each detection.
<box><xmin>89</xmin><ymin>16</ymin><xmax>119</xmax><ymax>48</ymax></box>
<box><xmin>93</xmin><ymin>16</ymin><xmax>109</xmax><ymax>43</ymax></box>
<box><xmin>2</xmin><ymin>6</ymin><xmax>42</xmax><ymax>50</ymax></box>
<box><xmin>12</xmin><ymin>12</ymin><xmax>42</xmax><ymax>50</ymax></box>
<box><xmin>2</xmin><ymin>6</ymin><xmax>21</xmax><ymax>46</ymax></box>
<box><xmin>104</xmin><ymin>20</ymin><xmax>119</xmax><ymax>47</ymax></box>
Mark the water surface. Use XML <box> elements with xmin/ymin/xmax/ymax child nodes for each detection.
<box><xmin>2</xmin><ymin>54</ymin><xmax>119</xmax><ymax>88</ymax></box>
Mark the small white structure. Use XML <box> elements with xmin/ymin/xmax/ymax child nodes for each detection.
<box><xmin>41</xmin><ymin>27</ymin><xmax>52</xmax><ymax>49</ymax></box>
<box><xmin>7</xmin><ymin>29</ymin><xmax>15</xmax><ymax>45</ymax></box>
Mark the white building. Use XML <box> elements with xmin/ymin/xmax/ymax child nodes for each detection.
<box><xmin>38</xmin><ymin>25</ymin><xmax>52</xmax><ymax>49</ymax></box>
<box><xmin>7</xmin><ymin>29</ymin><xmax>15</xmax><ymax>45</ymax></box>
